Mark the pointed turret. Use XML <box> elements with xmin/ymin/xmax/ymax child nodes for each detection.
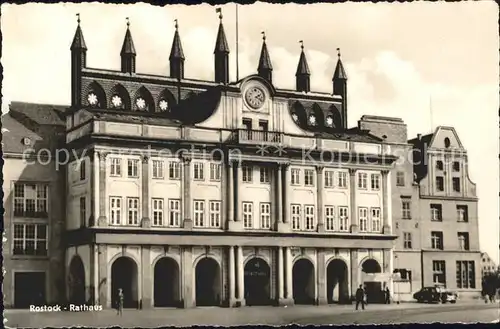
<box><xmin>295</xmin><ymin>41</ymin><xmax>311</xmax><ymax>93</ymax></box>
<box><xmin>214</xmin><ymin>8</ymin><xmax>230</xmax><ymax>84</ymax></box>
<box><xmin>169</xmin><ymin>19</ymin><xmax>185</xmax><ymax>80</ymax></box>
<box><xmin>333</xmin><ymin>48</ymin><xmax>348</xmax><ymax>129</ymax></box>
<box><xmin>121</xmin><ymin>18</ymin><xmax>136</xmax><ymax>73</ymax></box>
<box><xmin>71</xmin><ymin>14</ymin><xmax>87</xmax><ymax>107</ymax></box>
<box><xmin>257</xmin><ymin>32</ymin><xmax>273</xmax><ymax>83</ymax></box>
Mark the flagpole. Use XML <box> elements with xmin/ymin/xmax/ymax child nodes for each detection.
<box><xmin>236</xmin><ymin>3</ymin><xmax>239</xmax><ymax>81</ymax></box>
<box><xmin>429</xmin><ymin>95</ymin><xmax>433</xmax><ymax>133</ymax></box>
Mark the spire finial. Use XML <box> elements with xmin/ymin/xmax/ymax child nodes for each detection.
<box><xmin>174</xmin><ymin>19</ymin><xmax>178</xmax><ymax>30</ymax></box>
<box><xmin>261</xmin><ymin>31</ymin><xmax>266</xmax><ymax>42</ymax></box>
<box><xmin>337</xmin><ymin>47</ymin><xmax>341</xmax><ymax>59</ymax></box>
<box><xmin>299</xmin><ymin>40</ymin><xmax>304</xmax><ymax>50</ymax></box>
<box><xmin>216</xmin><ymin>7</ymin><xmax>223</xmax><ymax>20</ymax></box>
<box><xmin>126</xmin><ymin>17</ymin><xmax>130</xmax><ymax>28</ymax></box>
<box><xmin>76</xmin><ymin>13</ymin><xmax>80</xmax><ymax>25</ymax></box>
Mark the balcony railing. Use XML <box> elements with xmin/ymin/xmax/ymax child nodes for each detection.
<box><xmin>237</xmin><ymin>129</ymin><xmax>282</xmax><ymax>144</ymax></box>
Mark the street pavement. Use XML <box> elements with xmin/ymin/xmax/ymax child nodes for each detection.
<box><xmin>5</xmin><ymin>301</ymin><xmax>499</xmax><ymax>328</ymax></box>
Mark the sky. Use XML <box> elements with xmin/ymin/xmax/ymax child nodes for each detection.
<box><xmin>2</xmin><ymin>2</ymin><xmax>499</xmax><ymax>261</ymax></box>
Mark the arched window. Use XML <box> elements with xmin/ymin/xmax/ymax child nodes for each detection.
<box><xmin>158</xmin><ymin>88</ymin><xmax>175</xmax><ymax>113</ymax></box>
<box><xmin>85</xmin><ymin>81</ymin><xmax>106</xmax><ymax>108</ymax></box>
<box><xmin>308</xmin><ymin>114</ymin><xmax>317</xmax><ymax>126</ymax></box>
<box><xmin>109</xmin><ymin>84</ymin><xmax>131</xmax><ymax>110</ymax></box>
<box><xmin>133</xmin><ymin>86</ymin><xmax>155</xmax><ymax>112</ymax></box>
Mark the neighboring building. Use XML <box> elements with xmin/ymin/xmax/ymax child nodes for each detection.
<box><xmin>2</xmin><ymin>102</ymin><xmax>67</xmax><ymax>308</ymax></box>
<box><xmin>407</xmin><ymin>127</ymin><xmax>482</xmax><ymax>299</ymax></box>
<box><xmin>480</xmin><ymin>252</ymin><xmax>498</xmax><ymax>277</ymax></box>
<box><xmin>61</xmin><ymin>15</ymin><xmax>401</xmax><ymax>309</ymax></box>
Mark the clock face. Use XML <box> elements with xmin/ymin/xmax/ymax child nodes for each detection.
<box><xmin>245</xmin><ymin>87</ymin><xmax>265</xmax><ymax>109</ymax></box>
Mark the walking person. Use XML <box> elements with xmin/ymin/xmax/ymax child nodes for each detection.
<box><xmin>116</xmin><ymin>288</ymin><xmax>124</xmax><ymax>316</ymax></box>
<box><xmin>384</xmin><ymin>287</ymin><xmax>391</xmax><ymax>304</ymax></box>
<box><xmin>355</xmin><ymin>284</ymin><xmax>365</xmax><ymax>310</ymax></box>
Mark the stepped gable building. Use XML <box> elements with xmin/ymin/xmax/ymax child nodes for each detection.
<box><xmin>66</xmin><ymin>13</ymin><xmax>403</xmax><ymax>309</ymax></box>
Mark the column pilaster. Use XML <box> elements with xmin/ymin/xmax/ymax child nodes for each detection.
<box><xmin>382</xmin><ymin>170</ymin><xmax>392</xmax><ymax>234</ymax></box>
<box><xmin>228</xmin><ymin>246</ymin><xmax>236</xmax><ymax>306</ymax></box>
<box><xmin>93</xmin><ymin>244</ymin><xmax>99</xmax><ymax>304</ymax></box>
<box><xmin>349</xmin><ymin>168</ymin><xmax>358</xmax><ymax>233</ymax></box>
<box><xmin>182</xmin><ymin>246</ymin><xmax>194</xmax><ymax>308</ymax></box>
<box><xmin>141</xmin><ymin>156</ymin><xmax>151</xmax><ymax>228</ymax></box>
<box><xmin>141</xmin><ymin>246</ymin><xmax>152</xmax><ymax>308</ymax></box>
<box><xmin>316</xmin><ymin>248</ymin><xmax>327</xmax><ymax>305</ymax></box>
<box><xmin>227</xmin><ymin>161</ymin><xmax>234</xmax><ymax>223</ymax></box>
<box><xmin>89</xmin><ymin>150</ymin><xmax>98</xmax><ymax>227</ymax></box>
<box><xmin>350</xmin><ymin>249</ymin><xmax>359</xmax><ymax>299</ymax></box>
<box><xmin>278</xmin><ymin>247</ymin><xmax>285</xmax><ymax>302</ymax></box>
<box><xmin>316</xmin><ymin>166</ymin><xmax>325</xmax><ymax>233</ymax></box>
<box><xmin>97</xmin><ymin>244</ymin><xmax>108</xmax><ymax>307</ymax></box>
<box><xmin>284</xmin><ymin>247</ymin><xmax>294</xmax><ymax>305</ymax></box>
<box><xmin>229</xmin><ymin>161</ymin><xmax>243</xmax><ymax>231</ymax></box>
<box><xmin>278</xmin><ymin>163</ymin><xmax>291</xmax><ymax>233</ymax></box>
<box><xmin>236</xmin><ymin>246</ymin><xmax>245</xmax><ymax>306</ymax></box>
<box><xmin>181</xmin><ymin>154</ymin><xmax>192</xmax><ymax>230</ymax></box>
<box><xmin>97</xmin><ymin>152</ymin><xmax>108</xmax><ymax>227</ymax></box>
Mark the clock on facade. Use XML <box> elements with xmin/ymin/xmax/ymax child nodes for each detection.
<box><xmin>245</xmin><ymin>86</ymin><xmax>265</xmax><ymax>109</ymax></box>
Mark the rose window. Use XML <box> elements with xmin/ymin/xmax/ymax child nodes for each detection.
<box><xmin>326</xmin><ymin>116</ymin><xmax>334</xmax><ymax>127</ymax></box>
<box><xmin>308</xmin><ymin>115</ymin><xmax>317</xmax><ymax>126</ymax></box>
<box><xmin>87</xmin><ymin>93</ymin><xmax>98</xmax><ymax>106</ymax></box>
<box><xmin>136</xmin><ymin>97</ymin><xmax>146</xmax><ymax>110</ymax></box>
<box><xmin>159</xmin><ymin>99</ymin><xmax>169</xmax><ymax>112</ymax></box>
<box><xmin>111</xmin><ymin>95</ymin><xmax>123</xmax><ymax>108</ymax></box>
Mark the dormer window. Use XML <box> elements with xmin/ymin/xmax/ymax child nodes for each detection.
<box><xmin>111</xmin><ymin>95</ymin><xmax>123</xmax><ymax>109</ymax></box>
<box><xmin>326</xmin><ymin>115</ymin><xmax>334</xmax><ymax>127</ymax></box>
<box><xmin>136</xmin><ymin>97</ymin><xmax>146</xmax><ymax>110</ymax></box>
<box><xmin>444</xmin><ymin>137</ymin><xmax>451</xmax><ymax>148</ymax></box>
<box><xmin>87</xmin><ymin>93</ymin><xmax>98</xmax><ymax>107</ymax></box>
<box><xmin>159</xmin><ymin>99</ymin><xmax>169</xmax><ymax>112</ymax></box>
<box><xmin>292</xmin><ymin>113</ymin><xmax>299</xmax><ymax>122</ymax></box>
<box><xmin>308</xmin><ymin>114</ymin><xmax>317</xmax><ymax>126</ymax></box>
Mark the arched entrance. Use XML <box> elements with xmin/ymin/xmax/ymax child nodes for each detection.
<box><xmin>68</xmin><ymin>256</ymin><xmax>86</xmax><ymax>304</ymax></box>
<box><xmin>326</xmin><ymin>259</ymin><xmax>349</xmax><ymax>304</ymax></box>
<box><xmin>195</xmin><ymin>258</ymin><xmax>221</xmax><ymax>306</ymax></box>
<box><xmin>292</xmin><ymin>258</ymin><xmax>315</xmax><ymax>305</ymax></box>
<box><xmin>154</xmin><ymin>257</ymin><xmax>180</xmax><ymax>307</ymax></box>
<box><xmin>244</xmin><ymin>258</ymin><xmax>271</xmax><ymax>306</ymax></box>
<box><xmin>111</xmin><ymin>257</ymin><xmax>139</xmax><ymax>308</ymax></box>
<box><xmin>361</xmin><ymin>258</ymin><xmax>383</xmax><ymax>304</ymax></box>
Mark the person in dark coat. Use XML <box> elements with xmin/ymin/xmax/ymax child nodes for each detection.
<box><xmin>384</xmin><ymin>287</ymin><xmax>391</xmax><ymax>304</ymax></box>
<box><xmin>355</xmin><ymin>284</ymin><xmax>366</xmax><ymax>310</ymax></box>
<box><xmin>117</xmin><ymin>288</ymin><xmax>124</xmax><ymax>316</ymax></box>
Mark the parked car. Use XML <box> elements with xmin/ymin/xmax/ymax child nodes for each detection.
<box><xmin>413</xmin><ymin>286</ymin><xmax>458</xmax><ymax>304</ymax></box>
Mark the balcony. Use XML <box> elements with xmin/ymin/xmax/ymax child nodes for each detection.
<box><xmin>234</xmin><ymin>129</ymin><xmax>283</xmax><ymax>145</ymax></box>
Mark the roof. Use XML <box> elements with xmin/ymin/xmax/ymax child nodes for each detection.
<box><xmin>121</xmin><ymin>27</ymin><xmax>136</xmax><ymax>55</ymax></box>
<box><xmin>258</xmin><ymin>40</ymin><xmax>273</xmax><ymax>71</ymax></box>
<box><xmin>70</xmin><ymin>25</ymin><xmax>87</xmax><ymax>51</ymax></box>
<box><xmin>333</xmin><ymin>58</ymin><xmax>347</xmax><ymax>80</ymax></box>
<box><xmin>214</xmin><ymin>21</ymin><xmax>230</xmax><ymax>53</ymax></box>
<box><xmin>89</xmin><ymin>109</ymin><xmax>182</xmax><ymax>126</ymax></box>
<box><xmin>296</xmin><ymin>49</ymin><xmax>310</xmax><ymax>75</ymax></box>
<box><xmin>8</xmin><ymin>101</ymin><xmax>66</xmax><ymax>126</ymax></box>
<box><xmin>169</xmin><ymin>29</ymin><xmax>185</xmax><ymax>60</ymax></box>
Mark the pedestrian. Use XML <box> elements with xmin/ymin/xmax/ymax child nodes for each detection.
<box><xmin>117</xmin><ymin>288</ymin><xmax>124</xmax><ymax>316</ymax></box>
<box><xmin>384</xmin><ymin>287</ymin><xmax>391</xmax><ymax>304</ymax></box>
<box><xmin>355</xmin><ymin>284</ymin><xmax>365</xmax><ymax>310</ymax></box>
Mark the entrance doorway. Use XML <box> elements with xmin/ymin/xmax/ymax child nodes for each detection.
<box><xmin>362</xmin><ymin>258</ymin><xmax>383</xmax><ymax>304</ymax></box>
<box><xmin>111</xmin><ymin>257</ymin><xmax>138</xmax><ymax>308</ymax></box>
<box><xmin>326</xmin><ymin>259</ymin><xmax>349</xmax><ymax>304</ymax></box>
<box><xmin>292</xmin><ymin>258</ymin><xmax>315</xmax><ymax>305</ymax></box>
<box><xmin>14</xmin><ymin>272</ymin><xmax>46</xmax><ymax>308</ymax></box>
<box><xmin>154</xmin><ymin>257</ymin><xmax>180</xmax><ymax>307</ymax></box>
<box><xmin>195</xmin><ymin>258</ymin><xmax>221</xmax><ymax>306</ymax></box>
<box><xmin>244</xmin><ymin>258</ymin><xmax>271</xmax><ymax>306</ymax></box>
<box><xmin>68</xmin><ymin>256</ymin><xmax>86</xmax><ymax>304</ymax></box>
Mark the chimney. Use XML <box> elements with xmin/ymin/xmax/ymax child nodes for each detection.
<box><xmin>417</xmin><ymin>133</ymin><xmax>422</xmax><ymax>140</ymax></box>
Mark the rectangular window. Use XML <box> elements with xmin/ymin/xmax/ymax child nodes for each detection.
<box><xmin>338</xmin><ymin>206</ymin><xmax>349</xmax><ymax>232</ymax></box>
<box><xmin>457</xmin><ymin>232</ymin><xmax>470</xmax><ymax>251</ymax></box>
<box><xmin>304</xmin><ymin>169</ymin><xmax>314</xmax><ymax>187</ymax></box>
<box><xmin>13</xmin><ymin>183</ymin><xmax>48</xmax><ymax>217</ymax></box>
<box><xmin>431</xmin><ymin>204</ymin><xmax>442</xmax><ymax>221</ymax></box>
<box><xmin>371</xmin><ymin>208</ymin><xmax>381</xmax><ymax>232</ymax></box>
<box><xmin>209</xmin><ymin>201</ymin><xmax>221</xmax><ymax>228</ymax></box>
<box><xmin>402</xmin><ymin>200</ymin><xmax>411</xmax><ymax>219</ymax></box>
<box><xmin>127</xmin><ymin>159</ymin><xmax>139</xmax><ymax>178</ymax></box>
<box><xmin>325</xmin><ymin>206</ymin><xmax>336</xmax><ymax>231</ymax></box>
<box><xmin>242</xmin><ymin>118</ymin><xmax>252</xmax><ymax>130</ymax></box>
<box><xmin>169</xmin><ymin>161</ymin><xmax>181</xmax><ymax>180</ymax></box>
<box><xmin>243</xmin><ymin>202</ymin><xmax>253</xmax><ymax>228</ymax></box>
<box><xmin>453</xmin><ymin>161</ymin><xmax>460</xmax><ymax>172</ymax></box>
<box><xmin>456</xmin><ymin>261</ymin><xmax>475</xmax><ymax>289</ymax></box>
<box><xmin>110</xmin><ymin>158</ymin><xmax>121</xmax><ymax>176</ymax></box>
<box><xmin>358</xmin><ymin>173</ymin><xmax>368</xmax><ymax>189</ymax></box>
<box><xmin>457</xmin><ymin>205</ymin><xmax>469</xmax><ymax>222</ymax></box>
<box><xmin>260</xmin><ymin>203</ymin><xmax>271</xmax><ymax>229</ymax></box>
<box><xmin>436</xmin><ymin>176</ymin><xmax>444</xmax><ymax>191</ymax></box>
<box><xmin>396</xmin><ymin>171</ymin><xmax>405</xmax><ymax>186</ymax></box>
<box><xmin>394</xmin><ymin>268</ymin><xmax>412</xmax><ymax>281</ymax></box>
<box><xmin>370</xmin><ymin>174</ymin><xmax>381</xmax><ymax>190</ymax></box>
<box><xmin>193</xmin><ymin>200</ymin><xmax>205</xmax><ymax>227</ymax></box>
<box><xmin>324</xmin><ymin>171</ymin><xmax>334</xmax><ymax>188</ymax></box>
<box><xmin>79</xmin><ymin>196</ymin><xmax>86</xmax><ymax>227</ymax></box>
<box><xmin>403</xmin><ymin>232</ymin><xmax>413</xmax><ymax>249</ymax></box>
<box><xmin>432</xmin><ymin>260</ymin><xmax>446</xmax><ymax>286</ymax></box>
<box><xmin>260</xmin><ymin>167</ymin><xmax>270</xmax><ymax>183</ymax></box>
<box><xmin>291</xmin><ymin>204</ymin><xmax>301</xmax><ymax>230</ymax></box>
<box><xmin>431</xmin><ymin>231</ymin><xmax>444</xmax><ymax>250</ymax></box>
<box><xmin>13</xmin><ymin>224</ymin><xmax>48</xmax><ymax>256</ymax></box>
<box><xmin>452</xmin><ymin>178</ymin><xmax>461</xmax><ymax>192</ymax></box>
<box><xmin>291</xmin><ymin>169</ymin><xmax>300</xmax><ymax>185</ymax></box>
<box><xmin>358</xmin><ymin>207</ymin><xmax>368</xmax><ymax>232</ymax></box>
<box><xmin>168</xmin><ymin>199</ymin><xmax>181</xmax><ymax>227</ymax></box>
<box><xmin>152</xmin><ymin>160</ymin><xmax>164</xmax><ymax>179</ymax></box>
<box><xmin>210</xmin><ymin>163</ymin><xmax>221</xmax><ymax>181</ymax></box>
<box><xmin>436</xmin><ymin>160</ymin><xmax>444</xmax><ymax>171</ymax></box>
<box><xmin>304</xmin><ymin>205</ymin><xmax>315</xmax><ymax>231</ymax></box>
<box><xmin>152</xmin><ymin>198</ymin><xmax>164</xmax><ymax>226</ymax></box>
<box><xmin>127</xmin><ymin>197</ymin><xmax>139</xmax><ymax>225</ymax></box>
<box><xmin>110</xmin><ymin>197</ymin><xmax>122</xmax><ymax>225</ymax></box>
<box><xmin>79</xmin><ymin>160</ymin><xmax>86</xmax><ymax>181</ymax></box>
<box><xmin>337</xmin><ymin>172</ymin><xmax>347</xmax><ymax>188</ymax></box>
<box><xmin>193</xmin><ymin>162</ymin><xmax>204</xmax><ymax>180</ymax></box>
<box><xmin>242</xmin><ymin>165</ymin><xmax>253</xmax><ymax>183</ymax></box>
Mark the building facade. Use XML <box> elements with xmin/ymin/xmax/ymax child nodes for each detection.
<box><xmin>480</xmin><ymin>252</ymin><xmax>498</xmax><ymax>278</ymax></box>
